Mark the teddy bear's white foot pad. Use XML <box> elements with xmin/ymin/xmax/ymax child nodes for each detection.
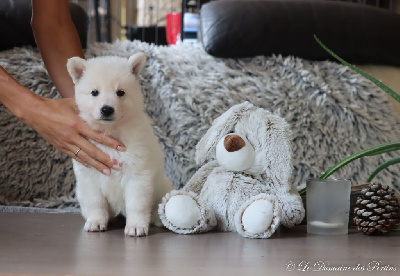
<box><xmin>159</xmin><ymin>190</ymin><xmax>217</xmax><ymax>234</ymax></box>
<box><xmin>242</xmin><ymin>200</ymin><xmax>274</xmax><ymax>234</ymax></box>
<box><xmin>165</xmin><ymin>195</ymin><xmax>201</xmax><ymax>229</ymax></box>
<box><xmin>235</xmin><ymin>194</ymin><xmax>281</xmax><ymax>239</ymax></box>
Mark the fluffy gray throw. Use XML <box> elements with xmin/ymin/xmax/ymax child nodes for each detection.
<box><xmin>0</xmin><ymin>40</ymin><xmax>399</xmax><ymax>209</ymax></box>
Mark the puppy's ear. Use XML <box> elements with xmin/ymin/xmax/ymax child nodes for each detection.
<box><xmin>128</xmin><ymin>52</ymin><xmax>147</xmax><ymax>77</ymax></box>
<box><xmin>195</xmin><ymin>101</ymin><xmax>256</xmax><ymax>165</ymax></box>
<box><xmin>67</xmin><ymin>57</ymin><xmax>86</xmax><ymax>84</ymax></box>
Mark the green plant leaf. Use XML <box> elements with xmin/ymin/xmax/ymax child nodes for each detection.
<box><xmin>314</xmin><ymin>35</ymin><xmax>400</xmax><ymax>103</ymax></box>
<box><xmin>320</xmin><ymin>142</ymin><xmax>400</xmax><ymax>180</ymax></box>
<box><xmin>299</xmin><ymin>142</ymin><xmax>400</xmax><ymax>195</ymax></box>
<box><xmin>367</xmin><ymin>157</ymin><xmax>400</xmax><ymax>182</ymax></box>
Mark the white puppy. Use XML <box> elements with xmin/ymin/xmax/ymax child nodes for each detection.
<box><xmin>67</xmin><ymin>53</ymin><xmax>172</xmax><ymax>236</ymax></box>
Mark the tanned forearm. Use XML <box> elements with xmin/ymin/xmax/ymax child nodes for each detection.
<box><xmin>0</xmin><ymin>66</ymin><xmax>42</xmax><ymax>121</ymax></box>
<box><xmin>31</xmin><ymin>0</ymin><xmax>85</xmax><ymax>98</ymax></box>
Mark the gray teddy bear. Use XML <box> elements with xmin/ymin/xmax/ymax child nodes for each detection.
<box><xmin>158</xmin><ymin>102</ymin><xmax>305</xmax><ymax>238</ymax></box>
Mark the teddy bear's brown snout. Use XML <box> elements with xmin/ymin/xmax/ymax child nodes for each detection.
<box><xmin>224</xmin><ymin>134</ymin><xmax>246</xmax><ymax>152</ymax></box>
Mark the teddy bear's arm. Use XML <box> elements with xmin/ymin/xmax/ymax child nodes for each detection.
<box><xmin>278</xmin><ymin>184</ymin><xmax>306</xmax><ymax>228</ymax></box>
<box><xmin>183</xmin><ymin>160</ymin><xmax>219</xmax><ymax>194</ymax></box>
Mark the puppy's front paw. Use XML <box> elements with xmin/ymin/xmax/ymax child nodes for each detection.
<box><xmin>84</xmin><ymin>217</ymin><xmax>108</xmax><ymax>232</ymax></box>
<box><xmin>124</xmin><ymin>225</ymin><xmax>149</xmax><ymax>237</ymax></box>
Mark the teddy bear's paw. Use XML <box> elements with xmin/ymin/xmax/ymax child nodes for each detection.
<box><xmin>165</xmin><ymin>194</ymin><xmax>201</xmax><ymax>229</ymax></box>
<box><xmin>242</xmin><ymin>200</ymin><xmax>274</xmax><ymax>234</ymax></box>
<box><xmin>235</xmin><ymin>194</ymin><xmax>281</xmax><ymax>239</ymax></box>
<box><xmin>84</xmin><ymin>216</ymin><xmax>109</xmax><ymax>232</ymax></box>
<box><xmin>279</xmin><ymin>194</ymin><xmax>306</xmax><ymax>228</ymax></box>
<box><xmin>158</xmin><ymin>190</ymin><xmax>215</xmax><ymax>234</ymax></box>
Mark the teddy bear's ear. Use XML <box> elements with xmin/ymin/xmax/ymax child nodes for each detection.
<box><xmin>262</xmin><ymin>113</ymin><xmax>293</xmax><ymax>194</ymax></box>
<box><xmin>128</xmin><ymin>52</ymin><xmax>147</xmax><ymax>77</ymax></box>
<box><xmin>195</xmin><ymin>101</ymin><xmax>257</xmax><ymax>165</ymax></box>
<box><xmin>259</xmin><ymin>112</ymin><xmax>305</xmax><ymax>226</ymax></box>
<box><xmin>67</xmin><ymin>57</ymin><xmax>87</xmax><ymax>84</ymax></box>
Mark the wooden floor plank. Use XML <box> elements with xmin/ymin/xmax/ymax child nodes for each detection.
<box><xmin>0</xmin><ymin>213</ymin><xmax>399</xmax><ymax>275</ymax></box>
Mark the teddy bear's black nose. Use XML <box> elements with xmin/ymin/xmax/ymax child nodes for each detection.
<box><xmin>224</xmin><ymin>134</ymin><xmax>246</xmax><ymax>152</ymax></box>
<box><xmin>101</xmin><ymin>105</ymin><xmax>114</xmax><ymax>117</ymax></box>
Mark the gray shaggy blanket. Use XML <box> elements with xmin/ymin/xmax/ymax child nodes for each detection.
<box><xmin>0</xmin><ymin>40</ymin><xmax>399</xmax><ymax>210</ymax></box>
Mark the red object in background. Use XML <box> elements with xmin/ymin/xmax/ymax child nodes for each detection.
<box><xmin>166</xmin><ymin>12</ymin><xmax>181</xmax><ymax>45</ymax></box>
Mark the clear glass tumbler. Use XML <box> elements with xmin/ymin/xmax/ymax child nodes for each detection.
<box><xmin>306</xmin><ymin>179</ymin><xmax>351</xmax><ymax>235</ymax></box>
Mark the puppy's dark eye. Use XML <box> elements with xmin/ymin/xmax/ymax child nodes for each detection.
<box><xmin>116</xmin><ymin>90</ymin><xmax>125</xmax><ymax>97</ymax></box>
<box><xmin>91</xmin><ymin>90</ymin><xmax>99</xmax><ymax>96</ymax></box>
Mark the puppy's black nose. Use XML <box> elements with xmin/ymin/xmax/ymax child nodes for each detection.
<box><xmin>101</xmin><ymin>105</ymin><xmax>114</xmax><ymax>117</ymax></box>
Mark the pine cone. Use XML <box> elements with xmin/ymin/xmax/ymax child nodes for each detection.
<box><xmin>354</xmin><ymin>183</ymin><xmax>399</xmax><ymax>235</ymax></box>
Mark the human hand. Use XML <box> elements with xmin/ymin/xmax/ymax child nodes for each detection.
<box><xmin>22</xmin><ymin>96</ymin><xmax>125</xmax><ymax>175</ymax></box>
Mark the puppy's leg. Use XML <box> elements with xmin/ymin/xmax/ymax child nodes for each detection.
<box><xmin>123</xmin><ymin>174</ymin><xmax>154</xmax><ymax>237</ymax></box>
<box><xmin>77</xmin><ymin>180</ymin><xmax>110</xmax><ymax>232</ymax></box>
<box><xmin>151</xmin><ymin>175</ymin><xmax>173</xmax><ymax>227</ymax></box>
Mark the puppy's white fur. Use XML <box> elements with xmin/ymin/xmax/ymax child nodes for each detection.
<box><xmin>67</xmin><ymin>53</ymin><xmax>172</xmax><ymax>236</ymax></box>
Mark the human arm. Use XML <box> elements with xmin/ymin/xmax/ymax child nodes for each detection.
<box><xmin>0</xmin><ymin>66</ymin><xmax>124</xmax><ymax>175</ymax></box>
<box><xmin>31</xmin><ymin>0</ymin><xmax>83</xmax><ymax>98</ymax></box>
<box><xmin>26</xmin><ymin>0</ymin><xmax>126</xmax><ymax>174</ymax></box>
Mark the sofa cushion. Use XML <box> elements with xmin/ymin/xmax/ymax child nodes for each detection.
<box><xmin>200</xmin><ymin>0</ymin><xmax>400</xmax><ymax>65</ymax></box>
<box><xmin>0</xmin><ymin>0</ymin><xmax>88</xmax><ymax>50</ymax></box>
